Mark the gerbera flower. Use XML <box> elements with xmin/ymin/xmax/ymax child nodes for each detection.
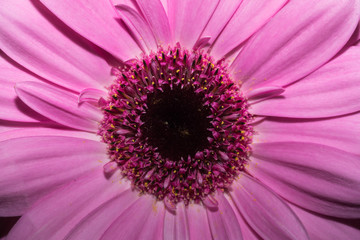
<box><xmin>1</xmin><ymin>0</ymin><xmax>360</xmax><ymax>239</ymax></box>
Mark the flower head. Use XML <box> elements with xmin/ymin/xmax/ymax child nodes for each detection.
<box><xmin>1</xmin><ymin>0</ymin><xmax>360</xmax><ymax>239</ymax></box>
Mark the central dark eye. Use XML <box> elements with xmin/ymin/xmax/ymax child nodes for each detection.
<box><xmin>141</xmin><ymin>85</ymin><xmax>212</xmax><ymax>160</ymax></box>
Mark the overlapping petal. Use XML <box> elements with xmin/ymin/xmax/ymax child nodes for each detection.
<box><xmin>254</xmin><ymin>113</ymin><xmax>360</xmax><ymax>155</ymax></box>
<box><xmin>252</xmin><ymin>47</ymin><xmax>360</xmax><ymax>118</ymax></box>
<box><xmin>168</xmin><ymin>0</ymin><xmax>219</xmax><ymax>48</ymax></box>
<box><xmin>249</xmin><ymin>142</ymin><xmax>360</xmax><ymax>218</ymax></box>
<box><xmin>0</xmin><ymin>54</ymin><xmax>46</xmax><ymax>122</ymax></box>
<box><xmin>0</xmin><ymin>136</ymin><xmax>107</xmax><ymax>216</ymax></box>
<box><xmin>231</xmin><ymin>0</ymin><xmax>360</xmax><ymax>91</ymax></box>
<box><xmin>15</xmin><ymin>82</ymin><xmax>102</xmax><ymax>132</ymax></box>
<box><xmin>6</xmin><ymin>168</ymin><xmax>129</xmax><ymax>240</ymax></box>
<box><xmin>0</xmin><ymin>0</ymin><xmax>110</xmax><ymax>91</ymax></box>
<box><xmin>230</xmin><ymin>174</ymin><xmax>309</xmax><ymax>240</ymax></box>
<box><xmin>40</xmin><ymin>0</ymin><xmax>142</xmax><ymax>61</ymax></box>
<box><xmin>211</xmin><ymin>0</ymin><xmax>288</xmax><ymax>59</ymax></box>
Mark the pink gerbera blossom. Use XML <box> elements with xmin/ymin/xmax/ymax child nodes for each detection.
<box><xmin>1</xmin><ymin>0</ymin><xmax>360</xmax><ymax>239</ymax></box>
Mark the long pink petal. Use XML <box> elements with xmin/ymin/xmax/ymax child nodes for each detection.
<box><xmin>163</xmin><ymin>202</ymin><xmax>190</xmax><ymax>240</ymax></box>
<box><xmin>249</xmin><ymin>142</ymin><xmax>360</xmax><ymax>218</ymax></box>
<box><xmin>187</xmin><ymin>204</ymin><xmax>212</xmax><ymax>240</ymax></box>
<box><xmin>251</xmin><ymin>46</ymin><xmax>360</xmax><ymax>118</ymax></box>
<box><xmin>211</xmin><ymin>0</ymin><xmax>288</xmax><ymax>59</ymax></box>
<box><xmin>230</xmin><ymin>174</ymin><xmax>309</xmax><ymax>240</ymax></box>
<box><xmin>0</xmin><ymin>127</ymin><xmax>99</xmax><ymax>142</ymax></box>
<box><xmin>0</xmin><ymin>0</ymin><xmax>111</xmax><ymax>91</ymax></box>
<box><xmin>7</xmin><ymin>169</ymin><xmax>130</xmax><ymax>240</ymax></box>
<box><xmin>0</xmin><ymin>58</ymin><xmax>45</xmax><ymax>122</ymax></box>
<box><xmin>137</xmin><ymin>0</ymin><xmax>172</xmax><ymax>45</ymax></box>
<box><xmin>65</xmin><ymin>189</ymin><xmax>138</xmax><ymax>240</ymax></box>
<box><xmin>15</xmin><ymin>82</ymin><xmax>102</xmax><ymax>132</ymax></box>
<box><xmin>254</xmin><ymin>113</ymin><xmax>360</xmax><ymax>155</ymax></box>
<box><xmin>290</xmin><ymin>204</ymin><xmax>360</xmax><ymax>240</ymax></box>
<box><xmin>0</xmin><ymin>136</ymin><xmax>107</xmax><ymax>216</ymax></box>
<box><xmin>168</xmin><ymin>0</ymin><xmax>219</xmax><ymax>48</ymax></box>
<box><xmin>40</xmin><ymin>0</ymin><xmax>142</xmax><ymax>61</ymax></box>
<box><xmin>225</xmin><ymin>194</ymin><xmax>262</xmax><ymax>240</ymax></box>
<box><xmin>200</xmin><ymin>0</ymin><xmax>243</xmax><ymax>47</ymax></box>
<box><xmin>116</xmin><ymin>5</ymin><xmax>157</xmax><ymax>51</ymax></box>
<box><xmin>100</xmin><ymin>196</ymin><xmax>164</xmax><ymax>240</ymax></box>
<box><xmin>206</xmin><ymin>192</ymin><xmax>243</xmax><ymax>240</ymax></box>
<box><xmin>231</xmin><ymin>0</ymin><xmax>360</xmax><ymax>91</ymax></box>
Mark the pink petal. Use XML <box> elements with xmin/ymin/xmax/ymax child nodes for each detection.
<box><xmin>78</xmin><ymin>88</ymin><xmax>107</xmax><ymax>105</ymax></box>
<box><xmin>163</xmin><ymin>202</ymin><xmax>190</xmax><ymax>240</ymax></box>
<box><xmin>0</xmin><ymin>79</ymin><xmax>44</xmax><ymax>123</ymax></box>
<box><xmin>0</xmin><ymin>53</ymin><xmax>48</xmax><ymax>122</ymax></box>
<box><xmin>168</xmin><ymin>0</ymin><xmax>219</xmax><ymax>48</ymax></box>
<box><xmin>246</xmin><ymin>85</ymin><xmax>285</xmax><ymax>103</ymax></box>
<box><xmin>290</xmin><ymin>204</ymin><xmax>360</xmax><ymax>240</ymax></box>
<box><xmin>0</xmin><ymin>0</ymin><xmax>111</xmax><ymax>91</ymax></box>
<box><xmin>225</xmin><ymin>194</ymin><xmax>262</xmax><ymax>240</ymax></box>
<box><xmin>254</xmin><ymin>113</ymin><xmax>360</xmax><ymax>155</ymax></box>
<box><xmin>0</xmin><ymin>127</ymin><xmax>100</xmax><ymax>142</ymax></box>
<box><xmin>137</xmin><ymin>0</ymin><xmax>172</xmax><ymax>45</ymax></box>
<box><xmin>7</xmin><ymin>169</ymin><xmax>130</xmax><ymax>240</ymax></box>
<box><xmin>40</xmin><ymin>0</ymin><xmax>142</xmax><ymax>61</ymax></box>
<box><xmin>211</xmin><ymin>0</ymin><xmax>288</xmax><ymax>59</ymax></box>
<box><xmin>116</xmin><ymin>5</ymin><xmax>157</xmax><ymax>51</ymax></box>
<box><xmin>249</xmin><ymin>142</ymin><xmax>360</xmax><ymax>218</ymax></box>
<box><xmin>65</xmin><ymin>189</ymin><xmax>139</xmax><ymax>240</ymax></box>
<box><xmin>230</xmin><ymin>173</ymin><xmax>309</xmax><ymax>240</ymax></box>
<box><xmin>15</xmin><ymin>82</ymin><xmax>102</xmax><ymax>132</ymax></box>
<box><xmin>0</xmin><ymin>136</ymin><xmax>107</xmax><ymax>216</ymax></box>
<box><xmin>231</xmin><ymin>0</ymin><xmax>360</xmax><ymax>91</ymax></box>
<box><xmin>251</xmin><ymin>46</ymin><xmax>360</xmax><ymax>118</ymax></box>
<box><xmin>100</xmin><ymin>196</ymin><xmax>164</xmax><ymax>240</ymax></box>
<box><xmin>206</xmin><ymin>192</ymin><xmax>243</xmax><ymax>240</ymax></box>
<box><xmin>201</xmin><ymin>0</ymin><xmax>243</xmax><ymax>46</ymax></box>
<box><xmin>187</xmin><ymin>204</ymin><xmax>212</xmax><ymax>240</ymax></box>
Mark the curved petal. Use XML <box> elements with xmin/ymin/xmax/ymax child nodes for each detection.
<box><xmin>206</xmin><ymin>192</ymin><xmax>243</xmax><ymax>240</ymax></box>
<box><xmin>290</xmin><ymin>204</ymin><xmax>360</xmax><ymax>240</ymax></box>
<box><xmin>230</xmin><ymin>174</ymin><xmax>309</xmax><ymax>240</ymax></box>
<box><xmin>40</xmin><ymin>0</ymin><xmax>142</xmax><ymax>61</ymax></box>
<box><xmin>253</xmin><ymin>113</ymin><xmax>360</xmax><ymax>155</ymax></box>
<box><xmin>116</xmin><ymin>5</ymin><xmax>157</xmax><ymax>51</ymax></box>
<box><xmin>15</xmin><ymin>82</ymin><xmax>102</xmax><ymax>132</ymax></box>
<box><xmin>7</xmin><ymin>169</ymin><xmax>130</xmax><ymax>240</ymax></box>
<box><xmin>0</xmin><ymin>0</ymin><xmax>110</xmax><ymax>91</ymax></box>
<box><xmin>100</xmin><ymin>196</ymin><xmax>164</xmax><ymax>240</ymax></box>
<box><xmin>65</xmin><ymin>189</ymin><xmax>138</xmax><ymax>240</ymax></box>
<box><xmin>168</xmin><ymin>0</ymin><xmax>219</xmax><ymax>48</ymax></box>
<box><xmin>187</xmin><ymin>203</ymin><xmax>212</xmax><ymax>240</ymax></box>
<box><xmin>163</xmin><ymin>202</ymin><xmax>190</xmax><ymax>240</ymax></box>
<box><xmin>231</xmin><ymin>0</ymin><xmax>360</xmax><ymax>91</ymax></box>
<box><xmin>0</xmin><ymin>127</ymin><xmax>100</xmax><ymax>142</ymax></box>
<box><xmin>201</xmin><ymin>0</ymin><xmax>243</xmax><ymax>46</ymax></box>
<box><xmin>0</xmin><ymin>54</ymin><xmax>48</xmax><ymax>122</ymax></box>
<box><xmin>248</xmin><ymin>142</ymin><xmax>360</xmax><ymax>218</ymax></box>
<box><xmin>211</xmin><ymin>0</ymin><xmax>288</xmax><ymax>59</ymax></box>
<box><xmin>0</xmin><ymin>136</ymin><xmax>107</xmax><ymax>216</ymax></box>
<box><xmin>251</xmin><ymin>46</ymin><xmax>360</xmax><ymax>118</ymax></box>
<box><xmin>225</xmin><ymin>194</ymin><xmax>262</xmax><ymax>240</ymax></box>
<box><xmin>137</xmin><ymin>0</ymin><xmax>171</xmax><ymax>45</ymax></box>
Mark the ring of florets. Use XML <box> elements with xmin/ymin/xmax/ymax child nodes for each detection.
<box><xmin>99</xmin><ymin>45</ymin><xmax>253</xmax><ymax>205</ymax></box>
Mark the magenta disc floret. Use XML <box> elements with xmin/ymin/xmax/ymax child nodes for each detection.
<box><xmin>99</xmin><ymin>45</ymin><xmax>253</xmax><ymax>205</ymax></box>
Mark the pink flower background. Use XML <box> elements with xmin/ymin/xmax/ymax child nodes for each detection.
<box><xmin>1</xmin><ymin>0</ymin><xmax>360</xmax><ymax>239</ymax></box>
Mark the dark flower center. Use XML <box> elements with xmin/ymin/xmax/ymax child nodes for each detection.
<box><xmin>141</xmin><ymin>85</ymin><xmax>211</xmax><ymax>160</ymax></box>
<box><xmin>99</xmin><ymin>45</ymin><xmax>253</xmax><ymax>205</ymax></box>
